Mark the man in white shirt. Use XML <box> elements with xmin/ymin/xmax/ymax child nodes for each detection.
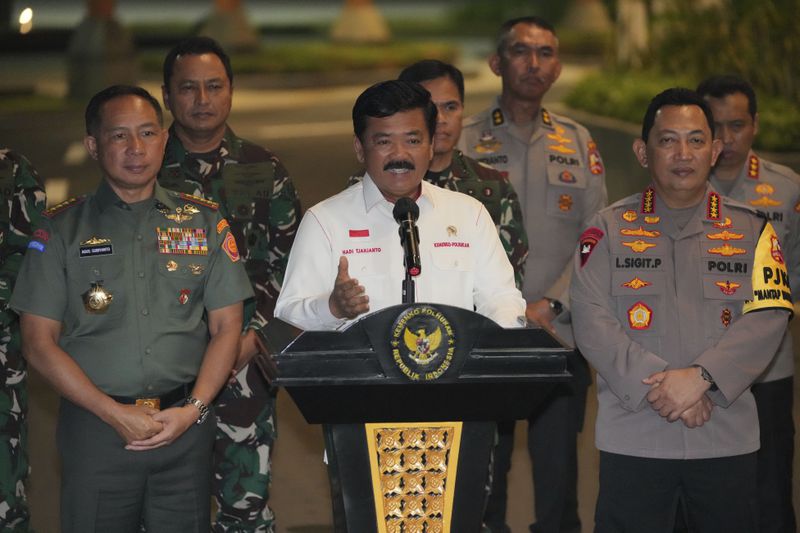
<box><xmin>275</xmin><ymin>80</ymin><xmax>525</xmax><ymax>330</ymax></box>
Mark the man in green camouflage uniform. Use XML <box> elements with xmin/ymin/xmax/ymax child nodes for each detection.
<box><xmin>158</xmin><ymin>37</ymin><xmax>300</xmax><ymax>532</ymax></box>
<box><xmin>349</xmin><ymin>60</ymin><xmax>528</xmax><ymax>286</ymax></box>
<box><xmin>0</xmin><ymin>149</ymin><xmax>46</xmax><ymax>532</ymax></box>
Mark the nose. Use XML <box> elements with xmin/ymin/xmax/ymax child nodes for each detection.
<box><xmin>718</xmin><ymin>125</ymin><xmax>733</xmax><ymax>145</ymax></box>
<box><xmin>127</xmin><ymin>135</ymin><xmax>144</xmax><ymax>154</ymax></box>
<box><xmin>676</xmin><ymin>139</ymin><xmax>692</xmax><ymax>160</ymax></box>
<box><xmin>196</xmin><ymin>85</ymin><xmax>210</xmax><ymax>105</ymax></box>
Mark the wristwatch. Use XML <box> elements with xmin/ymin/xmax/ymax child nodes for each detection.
<box><xmin>545</xmin><ymin>297</ymin><xmax>564</xmax><ymax>316</ymax></box>
<box><xmin>691</xmin><ymin>364</ymin><xmax>718</xmax><ymax>391</ymax></box>
<box><xmin>185</xmin><ymin>396</ymin><xmax>210</xmax><ymax>425</ymax></box>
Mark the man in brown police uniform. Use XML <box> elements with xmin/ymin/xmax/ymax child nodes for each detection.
<box><xmin>571</xmin><ymin>87</ymin><xmax>792</xmax><ymax>532</ymax></box>
<box><xmin>697</xmin><ymin>74</ymin><xmax>800</xmax><ymax>533</ymax></box>
<box><xmin>459</xmin><ymin>16</ymin><xmax>607</xmax><ymax>533</ymax></box>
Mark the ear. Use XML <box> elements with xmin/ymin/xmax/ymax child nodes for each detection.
<box><xmin>710</xmin><ymin>138</ymin><xmax>723</xmax><ymax>167</ymax></box>
<box><xmin>489</xmin><ymin>53</ymin><xmax>502</xmax><ymax>77</ymax></box>
<box><xmin>161</xmin><ymin>85</ymin><xmax>171</xmax><ymax>112</ymax></box>
<box><xmin>632</xmin><ymin>138</ymin><xmax>648</xmax><ymax>168</ymax></box>
<box><xmin>753</xmin><ymin>111</ymin><xmax>759</xmax><ymax>136</ymax></box>
<box><xmin>353</xmin><ymin>135</ymin><xmax>365</xmax><ymax>164</ymax></box>
<box><xmin>84</xmin><ymin>135</ymin><xmax>99</xmax><ymax>160</ymax></box>
<box><xmin>552</xmin><ymin>59</ymin><xmax>562</xmax><ymax>83</ymax></box>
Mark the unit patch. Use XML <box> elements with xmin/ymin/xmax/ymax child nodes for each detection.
<box><xmin>222</xmin><ymin>232</ymin><xmax>240</xmax><ymax>262</ymax></box>
<box><xmin>579</xmin><ymin>227</ymin><xmax>604</xmax><ymax>267</ymax></box>
<box><xmin>743</xmin><ymin>222</ymin><xmax>793</xmax><ymax>314</ymax></box>
<box><xmin>216</xmin><ymin>219</ymin><xmax>229</xmax><ymax>234</ymax></box>
<box><xmin>588</xmin><ymin>141</ymin><xmax>604</xmax><ymax>175</ymax></box>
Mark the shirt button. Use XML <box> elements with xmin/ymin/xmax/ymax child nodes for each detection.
<box><xmin>136</xmin><ymin>234</ymin><xmax>143</xmax><ymax>241</ymax></box>
<box><xmin>141</xmin><ymin>309</ymin><xmax>149</xmax><ymax>316</ymax></box>
<box><xmin>147</xmin><ymin>385</ymin><xmax>154</xmax><ymax>391</ymax></box>
<box><xmin>145</xmin><ymin>348</ymin><xmax>151</xmax><ymax>355</ymax></box>
<box><xmin>624</xmin><ymin>394</ymin><xmax>630</xmax><ymax>401</ymax></box>
<box><xmin>137</xmin><ymin>272</ymin><xmax>145</xmax><ymax>278</ymax></box>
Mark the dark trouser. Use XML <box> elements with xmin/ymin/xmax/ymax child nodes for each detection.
<box><xmin>596</xmin><ymin>451</ymin><xmax>758</xmax><ymax>533</ymax></box>
<box><xmin>57</xmin><ymin>398</ymin><xmax>215</xmax><ymax>533</ymax></box>
<box><xmin>752</xmin><ymin>377</ymin><xmax>796</xmax><ymax>533</ymax></box>
<box><xmin>484</xmin><ymin>375</ymin><xmax>587</xmax><ymax>533</ymax></box>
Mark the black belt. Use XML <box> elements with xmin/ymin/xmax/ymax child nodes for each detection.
<box><xmin>110</xmin><ymin>380</ymin><xmax>195</xmax><ymax>410</ymax></box>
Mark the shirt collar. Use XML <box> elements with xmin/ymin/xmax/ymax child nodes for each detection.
<box><xmin>362</xmin><ymin>173</ymin><xmax>435</xmax><ymax>213</ymax></box>
<box><xmin>95</xmin><ymin>179</ymin><xmax>173</xmax><ymax>214</ymax></box>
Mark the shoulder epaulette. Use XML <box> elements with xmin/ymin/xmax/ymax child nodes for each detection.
<box><xmin>761</xmin><ymin>158</ymin><xmax>800</xmax><ymax>183</ymax></box>
<box><xmin>176</xmin><ymin>192</ymin><xmax>219</xmax><ymax>210</ymax></box>
<box><xmin>44</xmin><ymin>195</ymin><xmax>86</xmax><ymax>218</ymax></box>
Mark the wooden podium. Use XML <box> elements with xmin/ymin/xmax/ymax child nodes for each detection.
<box><xmin>271</xmin><ymin>303</ymin><xmax>572</xmax><ymax>533</ymax></box>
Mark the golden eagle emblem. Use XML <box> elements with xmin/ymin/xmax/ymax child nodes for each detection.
<box><xmin>404</xmin><ymin>326</ymin><xmax>442</xmax><ymax>363</ymax></box>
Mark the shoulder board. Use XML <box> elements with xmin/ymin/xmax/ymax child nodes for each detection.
<box><xmin>462</xmin><ymin>108</ymin><xmax>492</xmax><ymax>128</ymax></box>
<box><xmin>176</xmin><ymin>192</ymin><xmax>219</xmax><ymax>210</ymax></box>
<box><xmin>44</xmin><ymin>195</ymin><xmax>86</xmax><ymax>218</ymax></box>
<box><xmin>721</xmin><ymin>195</ymin><xmax>759</xmax><ymax>215</ymax></box>
<box><xmin>608</xmin><ymin>193</ymin><xmax>641</xmax><ymax>210</ymax></box>
<box><xmin>761</xmin><ymin>158</ymin><xmax>800</xmax><ymax>184</ymax></box>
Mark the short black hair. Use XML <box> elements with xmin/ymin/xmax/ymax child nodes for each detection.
<box><xmin>85</xmin><ymin>85</ymin><xmax>163</xmax><ymax>136</ymax></box>
<box><xmin>352</xmin><ymin>80</ymin><xmax>437</xmax><ymax>142</ymax></box>
<box><xmin>640</xmin><ymin>87</ymin><xmax>715</xmax><ymax>142</ymax></box>
<box><xmin>398</xmin><ymin>60</ymin><xmax>465</xmax><ymax>103</ymax></box>
<box><xmin>163</xmin><ymin>36</ymin><xmax>233</xmax><ymax>88</ymax></box>
<box><xmin>696</xmin><ymin>74</ymin><xmax>758</xmax><ymax>118</ymax></box>
<box><xmin>496</xmin><ymin>16</ymin><xmax>557</xmax><ymax>56</ymax></box>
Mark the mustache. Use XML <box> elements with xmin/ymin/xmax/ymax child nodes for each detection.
<box><xmin>383</xmin><ymin>160</ymin><xmax>415</xmax><ymax>171</ymax></box>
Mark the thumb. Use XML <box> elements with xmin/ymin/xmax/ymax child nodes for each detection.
<box><xmin>336</xmin><ymin>256</ymin><xmax>350</xmax><ymax>281</ymax></box>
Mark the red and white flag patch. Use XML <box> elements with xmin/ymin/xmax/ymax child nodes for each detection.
<box><xmin>579</xmin><ymin>227</ymin><xmax>604</xmax><ymax>267</ymax></box>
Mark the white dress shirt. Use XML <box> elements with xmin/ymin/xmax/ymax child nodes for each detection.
<box><xmin>275</xmin><ymin>174</ymin><xmax>526</xmax><ymax>330</ymax></box>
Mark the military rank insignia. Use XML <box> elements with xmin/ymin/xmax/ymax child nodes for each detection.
<box><xmin>216</xmin><ymin>218</ymin><xmax>230</xmax><ymax>234</ymax></box>
<box><xmin>492</xmin><ymin>108</ymin><xmax>505</xmax><ymax>126</ymax></box>
<box><xmin>747</xmin><ymin>155</ymin><xmax>759</xmax><ymax>179</ymax></box>
<box><xmin>721</xmin><ymin>308</ymin><xmax>732</xmax><ymax>327</ymax></box>
<box><xmin>157</xmin><ymin>227</ymin><xmax>208</xmax><ymax>255</ymax></box>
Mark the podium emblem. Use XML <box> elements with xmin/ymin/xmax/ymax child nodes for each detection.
<box><xmin>391</xmin><ymin>306</ymin><xmax>456</xmax><ymax>381</ymax></box>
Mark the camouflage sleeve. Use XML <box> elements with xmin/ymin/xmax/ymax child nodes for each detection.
<box><xmin>247</xmin><ymin>158</ymin><xmax>301</xmax><ymax>330</ymax></box>
<box><xmin>0</xmin><ymin>151</ymin><xmax>46</xmax><ymax>327</ymax></box>
<box><xmin>466</xmin><ymin>157</ymin><xmax>529</xmax><ymax>289</ymax></box>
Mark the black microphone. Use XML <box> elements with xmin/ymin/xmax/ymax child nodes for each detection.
<box><xmin>393</xmin><ymin>197</ymin><xmax>421</xmax><ymax>277</ymax></box>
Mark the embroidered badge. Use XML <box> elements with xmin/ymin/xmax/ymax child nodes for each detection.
<box><xmin>541</xmin><ymin>109</ymin><xmax>552</xmax><ymax>126</ymax></box>
<box><xmin>715</xmin><ymin>280</ymin><xmax>741</xmax><ymax>295</ymax></box>
<box><xmin>748</xmin><ymin>155</ymin><xmax>759</xmax><ymax>179</ymax></box>
<box><xmin>620</xmin><ymin>226</ymin><xmax>661</xmax><ymax>238</ymax></box>
<box><xmin>588</xmin><ymin>140</ymin><xmax>604</xmax><ymax>175</ymax></box>
<box><xmin>622</xmin><ymin>277</ymin><xmax>651</xmax><ymax>290</ymax></box>
<box><xmin>492</xmin><ymin>108</ymin><xmax>505</xmax><ymax>126</ymax></box>
<box><xmin>166</xmin><ymin>260</ymin><xmax>178</xmax><ymax>272</ymax></box>
<box><xmin>559</xmin><ymin>170</ymin><xmax>576</xmax><ymax>183</ymax></box>
<box><xmin>548</xmin><ymin>143</ymin><xmax>577</xmax><ymax>155</ymax></box>
<box><xmin>622</xmin><ymin>240</ymin><xmax>657</xmax><ymax>253</ymax></box>
<box><xmin>644</xmin><ymin>216</ymin><xmax>660</xmax><ymax>224</ymax></box>
<box><xmin>475</xmin><ymin>131</ymin><xmax>502</xmax><ymax>154</ymax></box>
<box><xmin>349</xmin><ymin>229</ymin><xmax>370</xmax><ymax>238</ymax></box>
<box><xmin>579</xmin><ymin>227</ymin><xmax>604</xmax><ymax>267</ymax></box>
<box><xmin>750</xmin><ymin>196</ymin><xmax>782</xmax><ymax>207</ymax></box>
<box><xmin>558</xmin><ymin>194</ymin><xmax>573</xmax><ymax>211</ymax></box>
<box><xmin>755</xmin><ymin>183</ymin><xmax>775</xmax><ymax>196</ymax></box>
<box><xmin>179</xmin><ymin>289</ymin><xmax>190</xmax><ymax>305</ymax></box>
<box><xmin>721</xmin><ymin>308</ymin><xmax>732</xmax><ymax>327</ymax></box>
<box><xmin>707</xmin><ymin>230</ymin><xmax>744</xmax><ymax>241</ymax></box>
<box><xmin>622</xmin><ymin>210</ymin><xmax>638</xmax><ymax>223</ymax></box>
<box><xmin>33</xmin><ymin>229</ymin><xmax>49</xmax><ymax>242</ymax></box>
<box><xmin>771</xmin><ymin>234</ymin><xmax>785</xmax><ymax>264</ymax></box>
<box><xmin>547</xmin><ymin>125</ymin><xmax>573</xmax><ymax>145</ymax></box>
<box><xmin>222</xmin><ymin>232</ymin><xmax>240</xmax><ymax>262</ymax></box>
<box><xmin>27</xmin><ymin>241</ymin><xmax>45</xmax><ymax>252</ymax></box>
<box><xmin>713</xmin><ymin>217</ymin><xmax>733</xmax><ymax>229</ymax></box>
<box><xmin>188</xmin><ymin>263</ymin><xmax>204</xmax><ymax>275</ymax></box>
<box><xmin>708</xmin><ymin>244</ymin><xmax>747</xmax><ymax>256</ymax></box>
<box><xmin>447</xmin><ymin>225</ymin><xmax>457</xmax><ymax>237</ymax></box>
<box><xmin>157</xmin><ymin>227</ymin><xmax>208</xmax><ymax>255</ymax></box>
<box><xmin>707</xmin><ymin>192</ymin><xmax>721</xmax><ymax>220</ymax></box>
<box><xmin>216</xmin><ymin>219</ymin><xmax>229</xmax><ymax>234</ymax></box>
<box><xmin>628</xmin><ymin>301</ymin><xmax>652</xmax><ymax>330</ymax></box>
<box><xmin>641</xmin><ymin>187</ymin><xmax>655</xmax><ymax>214</ymax></box>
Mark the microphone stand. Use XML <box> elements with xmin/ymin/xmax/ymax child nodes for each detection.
<box><xmin>402</xmin><ymin>272</ymin><xmax>415</xmax><ymax>304</ymax></box>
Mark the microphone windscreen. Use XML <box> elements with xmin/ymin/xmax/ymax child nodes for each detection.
<box><xmin>392</xmin><ymin>197</ymin><xmax>420</xmax><ymax>223</ymax></box>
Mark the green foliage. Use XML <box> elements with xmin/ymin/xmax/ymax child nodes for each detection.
<box><xmin>140</xmin><ymin>40</ymin><xmax>458</xmax><ymax>75</ymax></box>
<box><xmin>566</xmin><ymin>71</ymin><xmax>800</xmax><ymax>152</ymax></box>
<box><xmin>647</xmin><ymin>0</ymin><xmax>800</xmax><ymax>103</ymax></box>
<box><xmin>450</xmin><ymin>0</ymin><xmax>573</xmax><ymax>38</ymax></box>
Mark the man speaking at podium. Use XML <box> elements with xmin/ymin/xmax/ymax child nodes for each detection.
<box><xmin>275</xmin><ymin>80</ymin><xmax>526</xmax><ymax>330</ymax></box>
